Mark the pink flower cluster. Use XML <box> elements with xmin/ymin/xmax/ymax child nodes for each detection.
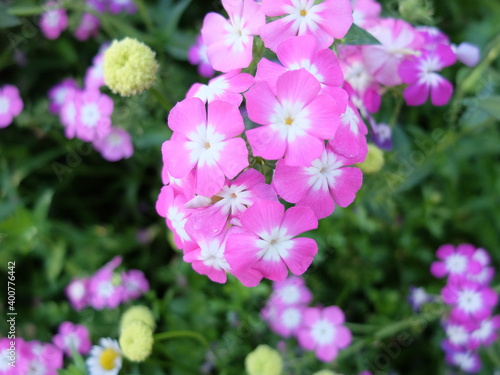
<box><xmin>87</xmin><ymin>0</ymin><xmax>137</xmax><ymax>14</ymax></box>
<box><xmin>261</xmin><ymin>276</ymin><xmax>352</xmax><ymax>362</ymax></box>
<box><xmin>430</xmin><ymin>244</ymin><xmax>499</xmax><ymax>373</ymax></box>
<box><xmin>65</xmin><ymin>256</ymin><xmax>149</xmax><ymax>311</ymax></box>
<box><xmin>0</xmin><ymin>85</ymin><xmax>23</xmax><ymax>128</ymax></box>
<box><xmin>0</xmin><ymin>338</ymin><xmax>63</xmax><ymax>375</ymax></box>
<box><xmin>40</xmin><ymin>1</ymin><xmax>100</xmax><ymax>41</ymax></box>
<box><xmin>158</xmin><ymin>0</ymin><xmax>367</xmax><ymax>286</ymax></box>
<box><xmin>48</xmin><ymin>45</ymin><xmax>134</xmax><ymax>162</ymax></box>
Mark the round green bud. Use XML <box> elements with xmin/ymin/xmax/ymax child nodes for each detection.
<box><xmin>245</xmin><ymin>345</ymin><xmax>283</xmax><ymax>375</ymax></box>
<box><xmin>357</xmin><ymin>144</ymin><xmax>385</xmax><ymax>174</ymax></box>
<box><xmin>120</xmin><ymin>305</ymin><xmax>156</xmax><ymax>331</ymax></box>
<box><xmin>119</xmin><ymin>320</ymin><xmax>154</xmax><ymax>362</ymax></box>
<box><xmin>103</xmin><ymin>37</ymin><xmax>159</xmax><ymax>97</ymax></box>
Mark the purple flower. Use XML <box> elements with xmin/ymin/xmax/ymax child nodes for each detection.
<box><xmin>121</xmin><ymin>270</ymin><xmax>149</xmax><ymax>301</ymax></box>
<box><xmin>48</xmin><ymin>78</ymin><xmax>78</xmax><ymax>115</ymax></box>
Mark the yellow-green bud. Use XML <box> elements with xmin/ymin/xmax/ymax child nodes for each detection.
<box><xmin>313</xmin><ymin>371</ymin><xmax>343</xmax><ymax>375</ymax></box>
<box><xmin>120</xmin><ymin>305</ymin><xmax>156</xmax><ymax>331</ymax></box>
<box><xmin>119</xmin><ymin>320</ymin><xmax>154</xmax><ymax>362</ymax></box>
<box><xmin>245</xmin><ymin>345</ymin><xmax>283</xmax><ymax>375</ymax></box>
<box><xmin>103</xmin><ymin>37</ymin><xmax>159</xmax><ymax>97</ymax></box>
<box><xmin>357</xmin><ymin>144</ymin><xmax>384</xmax><ymax>174</ymax></box>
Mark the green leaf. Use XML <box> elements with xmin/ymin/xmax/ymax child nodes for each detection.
<box><xmin>476</xmin><ymin>96</ymin><xmax>500</xmax><ymax>120</ymax></box>
<box><xmin>341</xmin><ymin>23</ymin><xmax>381</xmax><ymax>45</ymax></box>
<box><xmin>161</xmin><ymin>0</ymin><xmax>192</xmax><ymax>39</ymax></box>
<box><xmin>45</xmin><ymin>240</ymin><xmax>66</xmax><ymax>283</ymax></box>
<box><xmin>0</xmin><ymin>5</ymin><xmax>21</xmax><ymax>28</ymax></box>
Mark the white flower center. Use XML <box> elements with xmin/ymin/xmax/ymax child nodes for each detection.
<box><xmin>186</xmin><ymin>124</ymin><xmax>225</xmax><ymax>167</ymax></box>
<box><xmin>55</xmin><ymin>88</ymin><xmax>68</xmax><ymax>105</ymax></box>
<box><xmin>306</xmin><ymin>150</ymin><xmax>343</xmax><ymax>192</ymax></box>
<box><xmin>0</xmin><ymin>350</ymin><xmax>10</xmax><ymax>371</ymax></box>
<box><xmin>167</xmin><ymin>206</ymin><xmax>191</xmax><ymax>242</ymax></box>
<box><xmin>270</xmin><ymin>100</ymin><xmax>310</xmax><ymax>142</ymax></box>
<box><xmin>445</xmin><ymin>254</ymin><xmax>467</xmax><ymax>274</ymax></box>
<box><xmin>472</xmin><ymin>319</ymin><xmax>493</xmax><ymax>341</ymax></box>
<box><xmin>224</xmin><ymin>16</ymin><xmax>251</xmax><ymax>52</ymax></box>
<box><xmin>199</xmin><ymin>239</ymin><xmax>230</xmax><ymax>271</ymax></box>
<box><xmin>417</xmin><ymin>55</ymin><xmax>442</xmax><ymax>87</ymax></box>
<box><xmin>340</xmin><ymin>106</ymin><xmax>360</xmax><ymax>135</ymax></box>
<box><xmin>446</xmin><ymin>324</ymin><xmax>469</xmax><ymax>345</ymax></box>
<box><xmin>46</xmin><ymin>11</ymin><xmax>61</xmax><ymax>27</ymax></box>
<box><xmin>0</xmin><ymin>96</ymin><xmax>10</xmax><ymax>114</ymax></box>
<box><xmin>311</xmin><ymin>318</ymin><xmax>336</xmax><ymax>345</ymax></box>
<box><xmin>69</xmin><ymin>280</ymin><xmax>85</xmax><ymax>300</ymax></box>
<box><xmin>195</xmin><ymin>78</ymin><xmax>229</xmax><ymax>103</ymax></box>
<box><xmin>80</xmin><ymin>103</ymin><xmax>101</xmax><ymax>128</ymax></box>
<box><xmin>288</xmin><ymin>60</ymin><xmax>323</xmax><ymax>82</ymax></box>
<box><xmin>256</xmin><ymin>226</ymin><xmax>294</xmax><ymax>261</ymax></box>
<box><xmin>64</xmin><ymin>333</ymin><xmax>81</xmax><ymax>352</ymax></box>
<box><xmin>344</xmin><ymin>61</ymin><xmax>371</xmax><ymax>93</ymax></box>
<box><xmin>98</xmin><ymin>281</ymin><xmax>115</xmax><ymax>298</ymax></box>
<box><xmin>282</xmin><ymin>307</ymin><xmax>302</xmax><ymax>328</ymax></box>
<box><xmin>278</xmin><ymin>284</ymin><xmax>300</xmax><ymax>304</ymax></box>
<box><xmin>27</xmin><ymin>360</ymin><xmax>47</xmax><ymax>375</ymax></box>
<box><xmin>215</xmin><ymin>184</ymin><xmax>252</xmax><ymax>216</ymax></box>
<box><xmin>107</xmin><ymin>133</ymin><xmax>123</xmax><ymax>147</ymax></box>
<box><xmin>457</xmin><ymin>289</ymin><xmax>482</xmax><ymax>314</ymax></box>
<box><xmin>284</xmin><ymin>0</ymin><xmax>322</xmax><ymax>35</ymax></box>
<box><xmin>453</xmin><ymin>352</ymin><xmax>475</xmax><ymax>371</ymax></box>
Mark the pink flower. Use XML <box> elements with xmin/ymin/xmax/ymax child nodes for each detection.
<box><xmin>24</xmin><ymin>341</ymin><xmax>63</xmax><ymax>375</ymax></box>
<box><xmin>443</xmin><ymin>319</ymin><xmax>475</xmax><ymax>350</ymax></box>
<box><xmin>93</xmin><ymin>126</ymin><xmax>134</xmax><ymax>162</ymax></box>
<box><xmin>225</xmin><ymin>200</ymin><xmax>318</xmax><ymax>284</ymax></box>
<box><xmin>74</xmin><ymin>13</ymin><xmax>100</xmax><ymax>41</ymax></box>
<box><xmin>0</xmin><ymin>85</ymin><xmax>23</xmax><ymax>128</ymax></box>
<box><xmin>444</xmin><ymin>347</ymin><xmax>481</xmax><ymax>374</ymax></box>
<box><xmin>442</xmin><ymin>280</ymin><xmax>498</xmax><ymax>323</ymax></box>
<box><xmin>40</xmin><ymin>3</ymin><xmax>68</xmax><ymax>40</ymax></box>
<box><xmin>108</xmin><ymin>0</ymin><xmax>137</xmax><ymax>14</ymax></box>
<box><xmin>65</xmin><ymin>277</ymin><xmax>89</xmax><ymax>311</ymax></box>
<box><xmin>467</xmin><ymin>248</ymin><xmax>495</xmax><ymax>285</ymax></box>
<box><xmin>468</xmin><ymin>315</ymin><xmax>500</xmax><ymax>350</ymax></box>
<box><xmin>399</xmin><ymin>44</ymin><xmax>456</xmax><ymax>106</ymax></box>
<box><xmin>84</xmin><ymin>45</ymin><xmax>109</xmax><ymax>90</ymax></box>
<box><xmin>430</xmin><ymin>244</ymin><xmax>482</xmax><ymax>282</ymax></box>
<box><xmin>245</xmin><ymin>69</ymin><xmax>341</xmax><ymax>166</ymax></box>
<box><xmin>271</xmin><ymin>276</ymin><xmax>312</xmax><ymax>306</ymax></box>
<box><xmin>273</xmin><ymin>144</ymin><xmax>363</xmax><ymax>219</ymax></box>
<box><xmin>48</xmin><ymin>78</ymin><xmax>78</xmax><ymax>115</ymax></box>
<box><xmin>88</xmin><ymin>263</ymin><xmax>124</xmax><ymax>310</ymax></box>
<box><xmin>297</xmin><ymin>306</ymin><xmax>352</xmax><ymax>362</ymax></box>
<box><xmin>351</xmin><ymin>0</ymin><xmax>381</xmax><ymax>28</ymax></box>
<box><xmin>363</xmin><ymin>18</ymin><xmax>423</xmax><ymax>86</ymax></box>
<box><xmin>186</xmin><ymin>70</ymin><xmax>255</xmax><ymax>106</ymax></box>
<box><xmin>59</xmin><ymin>88</ymin><xmax>81</xmax><ymax>139</ymax></box>
<box><xmin>453</xmin><ymin>42</ymin><xmax>480</xmax><ymax>67</ymax></box>
<box><xmin>329</xmin><ymin>101</ymin><xmax>368</xmax><ymax>160</ymax></box>
<box><xmin>0</xmin><ymin>338</ymin><xmax>33</xmax><ymax>374</ymax></box>
<box><xmin>201</xmin><ymin>0</ymin><xmax>265</xmax><ymax>72</ymax></box>
<box><xmin>121</xmin><ymin>270</ymin><xmax>150</xmax><ymax>300</ymax></box>
<box><xmin>188</xmin><ymin>35</ymin><xmax>215</xmax><ymax>78</ymax></box>
<box><xmin>407</xmin><ymin>286</ymin><xmax>433</xmax><ymax>312</ymax></box>
<box><xmin>163</xmin><ymin>98</ymin><xmax>249</xmax><ymax>197</ymax></box>
<box><xmin>53</xmin><ymin>322</ymin><xmax>92</xmax><ymax>356</ymax></box>
<box><xmin>183</xmin><ymin>231</ymin><xmax>232</xmax><ymax>283</ymax></box>
<box><xmin>255</xmin><ymin>35</ymin><xmax>344</xmax><ymax>92</ymax></box>
<box><xmin>260</xmin><ymin>0</ymin><xmax>353</xmax><ymax>52</ymax></box>
<box><xmin>74</xmin><ymin>89</ymin><xmax>113</xmax><ymax>142</ymax></box>
<box><xmin>269</xmin><ymin>304</ymin><xmax>305</xmax><ymax>337</ymax></box>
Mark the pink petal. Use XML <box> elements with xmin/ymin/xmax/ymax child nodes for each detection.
<box><xmin>261</xmin><ymin>0</ymin><xmax>289</xmax><ymax>17</ymax></box>
<box><xmin>207</xmin><ymin>38</ymin><xmax>254</xmax><ymax>72</ymax></box>
<box><xmin>281</xmin><ymin>237</ymin><xmax>317</xmax><ymax>275</ymax></box>
<box><xmin>168</xmin><ymin>98</ymin><xmax>206</xmax><ymax>135</ymax></box>
<box><xmin>437</xmin><ymin>244</ymin><xmax>455</xmax><ymax>259</ymax></box>
<box><xmin>0</xmin><ymin>113</ymin><xmax>13</xmax><ymax>128</ymax></box>
<box><xmin>255</xmin><ymin>58</ymin><xmax>287</xmax><ymax>92</ymax></box>
<box><xmin>246</xmin><ymin>126</ymin><xmax>287</xmax><ymax>160</ymax></box>
<box><xmin>430</xmin><ymin>77</ymin><xmax>453</xmax><ymax>106</ymax></box>
<box><xmin>330</xmin><ymin>167</ymin><xmax>363</xmax><ymax>207</ymax></box>
<box><xmin>304</xmin><ymin>93</ymin><xmax>341</xmax><ymax>139</ymax></box>
<box><xmin>227</xmin><ymin>72</ymin><xmax>255</xmax><ymax>93</ymax></box>
<box><xmin>282</xmin><ymin>206</ymin><xmax>318</xmax><ymax>236</ymax></box>
<box><xmin>284</xmin><ymin>132</ymin><xmax>324</xmax><ymax>166</ymax></box>
<box><xmin>163</xmin><ymin>139</ymin><xmax>197</xmax><ymax>179</ymax></box>
<box><xmin>321</xmin><ymin>86</ymin><xmax>349</xmax><ymax>114</ymax></box>
<box><xmin>240</xmin><ymin>200</ymin><xmax>285</xmax><ymax>235</ymax></box>
<box><xmin>316</xmin><ymin>343</ymin><xmax>338</xmax><ymax>362</ymax></box>
<box><xmin>241</xmin><ymin>0</ymin><xmax>266</xmax><ymax>34</ymax></box>
<box><xmin>276</xmin><ymin>69</ymin><xmax>321</xmax><ymax>108</ymax></box>
<box><xmin>313</xmin><ymin>49</ymin><xmax>344</xmax><ymax>87</ymax></box>
<box><xmin>156</xmin><ymin>185</ymin><xmax>174</xmax><ymax>217</ymax></box>
<box><xmin>245</xmin><ymin>81</ymin><xmax>279</xmax><ymax>125</ymax></box>
<box><xmin>196</xmin><ymin>163</ymin><xmax>225</xmax><ymax>196</ymax></box>
<box><xmin>276</xmin><ymin>35</ymin><xmax>317</xmax><ymax>68</ymax></box>
<box><xmin>404</xmin><ymin>82</ymin><xmax>430</xmax><ymax>106</ymax></box>
<box><xmin>436</xmin><ymin>44</ymin><xmax>457</xmax><ymax>68</ymax></box>
<box><xmin>231</xmin><ymin>267</ymin><xmax>264</xmax><ymax>287</ymax></box>
<box><xmin>207</xmin><ymin>100</ymin><xmax>244</xmax><ymax>138</ymax></box>
<box><xmin>430</xmin><ymin>261</ymin><xmax>447</xmax><ymax>278</ymax></box>
<box><xmin>225</xmin><ymin>230</ymin><xmax>260</xmax><ymax>271</ymax></box>
<box><xmin>398</xmin><ymin>59</ymin><xmax>419</xmax><ymax>84</ymax></box>
<box><xmin>316</xmin><ymin>0</ymin><xmax>353</xmax><ymax>40</ymax></box>
<box><xmin>273</xmin><ymin>160</ymin><xmax>310</xmax><ymax>202</ymax></box>
<box><xmin>256</xmin><ymin>258</ymin><xmax>289</xmax><ymax>281</ymax></box>
<box><xmin>216</xmin><ymin>137</ymin><xmax>249</xmax><ymax>179</ymax></box>
<box><xmin>201</xmin><ymin>12</ymin><xmax>228</xmax><ymax>47</ymax></box>
<box><xmin>335</xmin><ymin>326</ymin><xmax>352</xmax><ymax>348</ymax></box>
<box><xmin>191</xmin><ymin>259</ymin><xmax>227</xmax><ymax>284</ymax></box>
<box><xmin>260</xmin><ymin>17</ymin><xmax>297</xmax><ymax>52</ymax></box>
<box><xmin>297</xmin><ymin>328</ymin><xmax>316</xmax><ymax>350</ymax></box>
<box><xmin>233</xmin><ymin>168</ymin><xmax>265</xmax><ymax>187</ymax></box>
<box><xmin>323</xmin><ymin>306</ymin><xmax>345</xmax><ymax>325</ymax></box>
<box><xmin>297</xmin><ymin>187</ymin><xmax>335</xmax><ymax>219</ymax></box>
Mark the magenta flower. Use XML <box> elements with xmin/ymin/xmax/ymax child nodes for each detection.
<box><xmin>255</xmin><ymin>35</ymin><xmax>344</xmax><ymax>92</ymax></box>
<box><xmin>430</xmin><ymin>244</ymin><xmax>482</xmax><ymax>282</ymax></box>
<box><xmin>88</xmin><ymin>264</ymin><xmax>124</xmax><ymax>310</ymax></box>
<box><xmin>74</xmin><ymin>89</ymin><xmax>113</xmax><ymax>142</ymax></box>
<box><xmin>53</xmin><ymin>322</ymin><xmax>91</xmax><ymax>356</ymax></box>
<box><xmin>467</xmin><ymin>248</ymin><xmax>495</xmax><ymax>285</ymax></box>
<box><xmin>225</xmin><ymin>200</ymin><xmax>318</xmax><ymax>283</ymax></box>
<box><xmin>329</xmin><ymin>101</ymin><xmax>368</xmax><ymax>160</ymax></box>
<box><xmin>273</xmin><ymin>144</ymin><xmax>363</xmax><ymax>219</ymax></box>
<box><xmin>297</xmin><ymin>306</ymin><xmax>352</xmax><ymax>362</ymax></box>
<box><xmin>59</xmin><ymin>88</ymin><xmax>81</xmax><ymax>139</ymax></box>
<box><xmin>84</xmin><ymin>46</ymin><xmax>108</xmax><ymax>90</ymax></box>
<box><xmin>363</xmin><ymin>18</ymin><xmax>423</xmax><ymax>86</ymax></box>
<box><xmin>271</xmin><ymin>276</ymin><xmax>312</xmax><ymax>306</ymax></box>
<box><xmin>40</xmin><ymin>3</ymin><xmax>68</xmax><ymax>40</ymax></box>
<box><xmin>0</xmin><ymin>338</ymin><xmax>33</xmax><ymax>374</ymax></box>
<box><xmin>260</xmin><ymin>0</ymin><xmax>353</xmax><ymax>52</ymax></box>
<box><xmin>74</xmin><ymin>13</ymin><xmax>100</xmax><ymax>41</ymax></box>
<box><xmin>468</xmin><ymin>315</ymin><xmax>500</xmax><ymax>350</ymax></box>
<box><xmin>0</xmin><ymin>85</ymin><xmax>23</xmax><ymax>128</ymax></box>
<box><xmin>352</xmin><ymin>0</ymin><xmax>381</xmax><ymax>28</ymax></box>
<box><xmin>444</xmin><ymin>347</ymin><xmax>481</xmax><ymax>374</ymax></box>
<box><xmin>93</xmin><ymin>126</ymin><xmax>134</xmax><ymax>162</ymax></box>
<box><xmin>86</xmin><ymin>0</ymin><xmax>108</xmax><ymax>12</ymax></box>
<box><xmin>245</xmin><ymin>69</ymin><xmax>341</xmax><ymax>166</ymax></box>
<box><xmin>65</xmin><ymin>277</ymin><xmax>89</xmax><ymax>311</ymax></box>
<box><xmin>442</xmin><ymin>280</ymin><xmax>498</xmax><ymax>323</ymax></box>
<box><xmin>24</xmin><ymin>341</ymin><xmax>63</xmax><ymax>375</ymax></box>
<box><xmin>443</xmin><ymin>319</ymin><xmax>475</xmax><ymax>350</ymax></box>
<box><xmin>48</xmin><ymin>78</ymin><xmax>78</xmax><ymax>115</ymax></box>
<box><xmin>270</xmin><ymin>304</ymin><xmax>305</xmax><ymax>337</ymax></box>
<box><xmin>188</xmin><ymin>35</ymin><xmax>215</xmax><ymax>78</ymax></box>
<box><xmin>163</xmin><ymin>98</ymin><xmax>249</xmax><ymax>197</ymax></box>
<box><xmin>201</xmin><ymin>0</ymin><xmax>265</xmax><ymax>72</ymax></box>
<box><xmin>183</xmin><ymin>231</ymin><xmax>232</xmax><ymax>284</ymax></box>
<box><xmin>186</xmin><ymin>70</ymin><xmax>255</xmax><ymax>106</ymax></box>
<box><xmin>399</xmin><ymin>44</ymin><xmax>457</xmax><ymax>106</ymax></box>
<box><xmin>121</xmin><ymin>270</ymin><xmax>149</xmax><ymax>300</ymax></box>
<box><xmin>108</xmin><ymin>0</ymin><xmax>137</xmax><ymax>14</ymax></box>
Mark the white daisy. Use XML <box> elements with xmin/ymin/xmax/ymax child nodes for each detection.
<box><xmin>86</xmin><ymin>338</ymin><xmax>122</xmax><ymax>375</ymax></box>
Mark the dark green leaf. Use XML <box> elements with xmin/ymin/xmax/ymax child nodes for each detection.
<box><xmin>341</xmin><ymin>23</ymin><xmax>381</xmax><ymax>45</ymax></box>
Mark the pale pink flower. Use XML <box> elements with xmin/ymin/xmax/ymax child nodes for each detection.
<box><xmin>74</xmin><ymin>13</ymin><xmax>100</xmax><ymax>41</ymax></box>
<box><xmin>48</xmin><ymin>78</ymin><xmax>78</xmax><ymax>115</ymax></box>
<box><xmin>399</xmin><ymin>44</ymin><xmax>456</xmax><ymax>106</ymax></box>
<box><xmin>467</xmin><ymin>248</ymin><xmax>495</xmax><ymax>285</ymax></box>
<box><xmin>65</xmin><ymin>277</ymin><xmax>89</xmax><ymax>311</ymax></box>
<box><xmin>53</xmin><ymin>322</ymin><xmax>91</xmax><ymax>356</ymax></box>
<box><xmin>363</xmin><ymin>18</ymin><xmax>423</xmax><ymax>86</ymax></box>
<box><xmin>201</xmin><ymin>0</ymin><xmax>265</xmax><ymax>72</ymax></box>
<box><xmin>273</xmin><ymin>144</ymin><xmax>363</xmax><ymax>219</ymax></box>
<box><xmin>245</xmin><ymin>69</ymin><xmax>341</xmax><ymax>166</ymax></box>
<box><xmin>225</xmin><ymin>200</ymin><xmax>318</xmax><ymax>283</ymax></box>
<box><xmin>84</xmin><ymin>45</ymin><xmax>109</xmax><ymax>90</ymax></box>
<box><xmin>271</xmin><ymin>276</ymin><xmax>312</xmax><ymax>306</ymax></box>
<box><xmin>255</xmin><ymin>35</ymin><xmax>344</xmax><ymax>92</ymax></box>
<box><xmin>163</xmin><ymin>98</ymin><xmax>249</xmax><ymax>197</ymax></box>
<box><xmin>74</xmin><ymin>90</ymin><xmax>113</xmax><ymax>142</ymax></box>
<box><xmin>453</xmin><ymin>42</ymin><xmax>480</xmax><ymax>67</ymax></box>
<box><xmin>351</xmin><ymin>0</ymin><xmax>381</xmax><ymax>28</ymax></box>
<box><xmin>188</xmin><ymin>35</ymin><xmax>215</xmax><ymax>78</ymax></box>
<box><xmin>260</xmin><ymin>0</ymin><xmax>353</xmax><ymax>52</ymax></box>
<box><xmin>88</xmin><ymin>261</ymin><xmax>124</xmax><ymax>310</ymax></box>
<box><xmin>40</xmin><ymin>3</ymin><xmax>68</xmax><ymax>40</ymax></box>
<box><xmin>121</xmin><ymin>270</ymin><xmax>149</xmax><ymax>300</ymax></box>
<box><xmin>269</xmin><ymin>305</ymin><xmax>305</xmax><ymax>337</ymax></box>
<box><xmin>59</xmin><ymin>88</ymin><xmax>81</xmax><ymax>139</ymax></box>
<box><xmin>0</xmin><ymin>85</ymin><xmax>23</xmax><ymax>128</ymax></box>
<box><xmin>93</xmin><ymin>126</ymin><xmax>134</xmax><ymax>162</ymax></box>
<box><xmin>297</xmin><ymin>306</ymin><xmax>352</xmax><ymax>362</ymax></box>
<box><xmin>186</xmin><ymin>70</ymin><xmax>255</xmax><ymax>106</ymax></box>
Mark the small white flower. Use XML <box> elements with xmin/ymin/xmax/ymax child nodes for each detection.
<box><xmin>86</xmin><ymin>338</ymin><xmax>122</xmax><ymax>375</ymax></box>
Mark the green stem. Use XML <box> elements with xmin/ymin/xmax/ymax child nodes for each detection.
<box><xmin>389</xmin><ymin>94</ymin><xmax>404</xmax><ymax>128</ymax></box>
<box><xmin>134</xmin><ymin>0</ymin><xmax>154</xmax><ymax>33</ymax></box>
<box><xmin>7</xmin><ymin>5</ymin><xmax>46</xmax><ymax>16</ymax></box>
<box><xmin>154</xmin><ymin>330</ymin><xmax>209</xmax><ymax>347</ymax></box>
<box><xmin>150</xmin><ymin>86</ymin><xmax>173</xmax><ymax>112</ymax></box>
<box><xmin>344</xmin><ymin>322</ymin><xmax>380</xmax><ymax>334</ymax></box>
<box><xmin>486</xmin><ymin>344</ymin><xmax>500</xmax><ymax>368</ymax></box>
